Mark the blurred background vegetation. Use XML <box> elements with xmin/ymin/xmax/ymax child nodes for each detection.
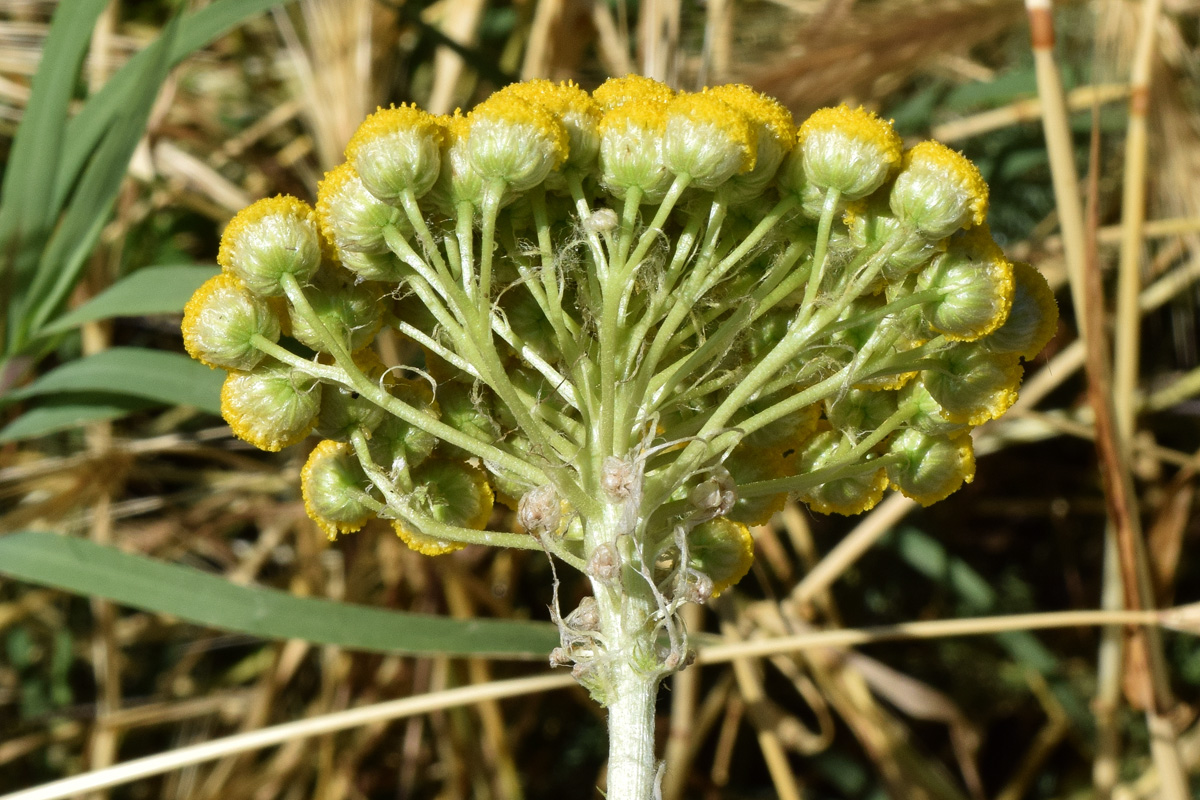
<box><xmin>2</xmin><ymin>0</ymin><xmax>1200</xmax><ymax>798</ymax></box>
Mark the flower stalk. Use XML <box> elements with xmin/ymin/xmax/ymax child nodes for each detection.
<box><xmin>182</xmin><ymin>76</ymin><xmax>1059</xmax><ymax>798</ymax></box>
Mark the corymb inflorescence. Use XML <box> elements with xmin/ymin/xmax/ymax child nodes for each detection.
<box><xmin>183</xmin><ymin>77</ymin><xmax>1057</xmax><ymax>769</ymax></box>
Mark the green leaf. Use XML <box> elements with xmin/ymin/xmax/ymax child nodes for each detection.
<box><xmin>0</xmin><ymin>395</ymin><xmax>153</xmax><ymax>443</ymax></box>
<box><xmin>0</xmin><ymin>532</ymin><xmax>559</xmax><ymax>660</ymax></box>
<box><xmin>43</xmin><ymin>265</ymin><xmax>219</xmax><ymax>334</ymax></box>
<box><xmin>5</xmin><ymin>348</ymin><xmax>223</xmax><ymax>415</ymax></box>
<box><xmin>54</xmin><ymin>0</ymin><xmax>291</xmax><ymax>212</ymax></box>
<box><xmin>0</xmin><ymin>0</ymin><xmax>110</xmax><ymax>291</ymax></box>
<box><xmin>17</xmin><ymin>19</ymin><xmax>182</xmax><ymax>348</ymax></box>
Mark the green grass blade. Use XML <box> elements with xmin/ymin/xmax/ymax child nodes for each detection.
<box><xmin>0</xmin><ymin>532</ymin><xmax>559</xmax><ymax>659</ymax></box>
<box><xmin>42</xmin><ymin>265</ymin><xmax>219</xmax><ymax>334</ymax></box>
<box><xmin>0</xmin><ymin>0</ymin><xmax>109</xmax><ymax>288</ymax></box>
<box><xmin>4</xmin><ymin>347</ymin><xmax>223</xmax><ymax>415</ymax></box>
<box><xmin>53</xmin><ymin>0</ymin><xmax>289</xmax><ymax>212</ymax></box>
<box><xmin>0</xmin><ymin>395</ymin><xmax>153</xmax><ymax>443</ymax></box>
<box><xmin>16</xmin><ymin>19</ymin><xmax>181</xmax><ymax>348</ymax></box>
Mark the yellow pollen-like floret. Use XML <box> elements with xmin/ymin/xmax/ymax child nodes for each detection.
<box><xmin>344</xmin><ymin>103</ymin><xmax>442</xmax><ymax>164</ymax></box>
<box><xmin>592</xmin><ymin>74</ymin><xmax>675</xmax><ymax>111</ymax></box>
<box><xmin>704</xmin><ymin>83</ymin><xmax>795</xmax><ymax>151</ymax></box>
<box><xmin>393</xmin><ymin>521</ymin><xmax>466</xmax><ymax>556</ymax></box>
<box><xmin>798</xmin><ymin>105</ymin><xmax>902</xmax><ymax>167</ymax></box>
<box><xmin>217</xmin><ymin>195</ymin><xmax>316</xmax><ymax>274</ymax></box>
<box><xmin>182</xmin><ymin>273</ymin><xmax>238</xmax><ymax>369</ymax></box>
<box><xmin>905</xmin><ymin>141</ymin><xmax>989</xmax><ymax>227</ymax></box>
<box><xmin>599</xmin><ymin>97</ymin><xmax>669</xmax><ymax>136</ymax></box>
<box><xmin>315</xmin><ymin>162</ymin><xmax>357</xmax><ymax>245</ymax></box>
<box><xmin>498</xmin><ymin>79</ymin><xmax>600</xmax><ymax>123</ymax></box>
<box><xmin>709</xmin><ymin>519</ymin><xmax>755</xmax><ymax>598</ymax></box>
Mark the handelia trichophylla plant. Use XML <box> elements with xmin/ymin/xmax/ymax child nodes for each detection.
<box><xmin>182</xmin><ymin>76</ymin><xmax>1057</xmax><ymax>799</ymax></box>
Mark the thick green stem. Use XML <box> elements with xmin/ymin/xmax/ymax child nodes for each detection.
<box><xmin>584</xmin><ymin>505</ymin><xmax>664</xmax><ymax>800</ymax></box>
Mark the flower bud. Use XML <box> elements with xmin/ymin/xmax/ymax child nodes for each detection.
<box><xmin>662</xmin><ymin>92</ymin><xmax>756</xmax><ymax>190</ymax></box>
<box><xmin>687</xmin><ymin>517</ymin><xmax>754</xmax><ymax>598</ymax></box>
<box><xmin>287</xmin><ymin>269</ymin><xmax>383</xmax><ymax>354</ymax></box>
<box><xmin>220</xmin><ymin>363</ymin><xmax>322</xmax><ymax>452</ymax></box>
<box><xmin>518</xmin><ymin>484</ymin><xmax>566</xmax><ymax>536</ymax></box>
<box><xmin>467</xmin><ymin>93</ymin><xmax>569</xmax><ymax>192</ymax></box>
<box><xmin>825</xmin><ymin>387</ymin><xmax>900</xmax><ymax>436</ymax></box>
<box><xmin>182</xmin><ymin>273</ymin><xmax>281</xmax><ymax>371</ymax></box>
<box><xmin>789</xmin><ymin>105</ymin><xmax>902</xmax><ymax>201</ymax></box>
<box><xmin>899</xmin><ymin>378</ymin><xmax>970</xmax><ymax>437</ymax></box>
<box><xmin>723</xmin><ymin>442</ymin><xmax>792</xmax><ymax>526</ymax></box>
<box><xmin>368</xmin><ymin>376</ymin><xmax>441</xmax><ymax>470</ymax></box>
<box><xmin>218</xmin><ymin>196</ymin><xmax>322</xmax><ymax>296</ymax></box>
<box><xmin>346</xmin><ymin>104</ymin><xmax>442</xmax><ymax>202</ymax></box>
<box><xmin>979</xmin><ymin>261</ymin><xmax>1058</xmax><ymax>360</ymax></box>
<box><xmin>885</xmin><ymin>429</ymin><xmax>975</xmax><ymax>506</ymax></box>
<box><xmin>794</xmin><ymin>429</ymin><xmax>889</xmax><ymax>515</ymax></box>
<box><xmin>890</xmin><ymin>141</ymin><xmax>988</xmax><ymax>239</ymax></box>
<box><xmin>704</xmin><ymin>84</ymin><xmax>795</xmax><ymax>202</ymax></box>
<box><xmin>917</xmin><ymin>228</ymin><xmax>1014</xmax><ymax>341</ymax></box>
<box><xmin>394</xmin><ymin>459</ymin><xmax>494</xmax><ymax>555</ymax></box>
<box><xmin>316</xmin><ymin>162</ymin><xmax>411</xmax><ymax>282</ymax></box>
<box><xmin>314</xmin><ymin>350</ymin><xmax>391</xmax><ymax>441</ymax></box>
<box><xmin>425</xmin><ymin>112</ymin><xmax>486</xmax><ymax>212</ymax></box>
<box><xmin>301</xmin><ymin>439</ymin><xmax>376</xmax><ymax>539</ymax></box>
<box><xmin>921</xmin><ymin>343</ymin><xmax>1022</xmax><ymax>425</ymax></box>
<box><xmin>498</xmin><ymin>79</ymin><xmax>602</xmax><ymax>177</ymax></box>
<box><xmin>844</xmin><ymin>198</ymin><xmax>940</xmax><ymax>279</ymax></box>
<box><xmin>599</xmin><ymin>98</ymin><xmax>673</xmax><ymax>202</ymax></box>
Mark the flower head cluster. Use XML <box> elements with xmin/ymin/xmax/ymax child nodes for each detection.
<box><xmin>184</xmin><ymin>77</ymin><xmax>1057</xmax><ymax>684</ymax></box>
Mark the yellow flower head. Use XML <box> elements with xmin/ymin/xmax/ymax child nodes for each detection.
<box><xmin>393</xmin><ymin>459</ymin><xmax>495</xmax><ymax>555</ymax></box>
<box><xmin>703</xmin><ymin>83</ymin><xmax>795</xmax><ymax>200</ymax></box>
<box><xmin>220</xmin><ymin>363</ymin><xmax>322</xmax><ymax>452</ymax></box>
<box><xmin>316</xmin><ymin>162</ymin><xmax>407</xmax><ymax>272</ymax></box>
<box><xmin>688</xmin><ymin>517</ymin><xmax>755</xmax><ymax>597</ymax></box>
<box><xmin>791</xmin><ymin>105</ymin><xmax>902</xmax><ymax>200</ymax></box>
<box><xmin>301</xmin><ymin>440</ymin><xmax>376</xmax><ymax>540</ymax></box>
<box><xmin>917</xmin><ymin>226</ymin><xmax>1015</xmax><ymax>341</ymax></box>
<box><xmin>598</xmin><ymin>98</ymin><xmax>672</xmax><ymax>201</ymax></box>
<box><xmin>795</xmin><ymin>429</ymin><xmax>890</xmax><ymax>515</ymax></box>
<box><xmin>467</xmin><ymin>93</ymin><xmax>569</xmax><ymax>192</ymax></box>
<box><xmin>218</xmin><ymin>196</ymin><xmax>322</xmax><ymax>297</ymax></box>
<box><xmin>182</xmin><ymin>273</ymin><xmax>280</xmax><ymax>372</ymax></box>
<box><xmin>885</xmin><ymin>429</ymin><xmax>975</xmax><ymax>506</ymax></box>
<box><xmin>592</xmin><ymin>74</ymin><xmax>674</xmax><ymax>111</ymax></box>
<box><xmin>663</xmin><ymin>91</ymin><xmax>756</xmax><ymax>190</ymax></box>
<box><xmin>345</xmin><ymin>104</ymin><xmax>443</xmax><ymax>202</ymax></box>
<box><xmin>922</xmin><ymin>345</ymin><xmax>1023</xmax><ymax>426</ymax></box>
<box><xmin>981</xmin><ymin>261</ymin><xmax>1059</xmax><ymax>361</ymax></box>
<box><xmin>891</xmin><ymin>140</ymin><xmax>989</xmax><ymax>238</ymax></box>
<box><xmin>497</xmin><ymin>79</ymin><xmax>602</xmax><ymax>172</ymax></box>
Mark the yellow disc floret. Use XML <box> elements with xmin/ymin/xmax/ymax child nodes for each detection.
<box><xmin>885</xmin><ymin>429</ymin><xmax>975</xmax><ymax>506</ymax></box>
<box><xmin>592</xmin><ymin>74</ymin><xmax>675</xmax><ymax>111</ymax></box>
